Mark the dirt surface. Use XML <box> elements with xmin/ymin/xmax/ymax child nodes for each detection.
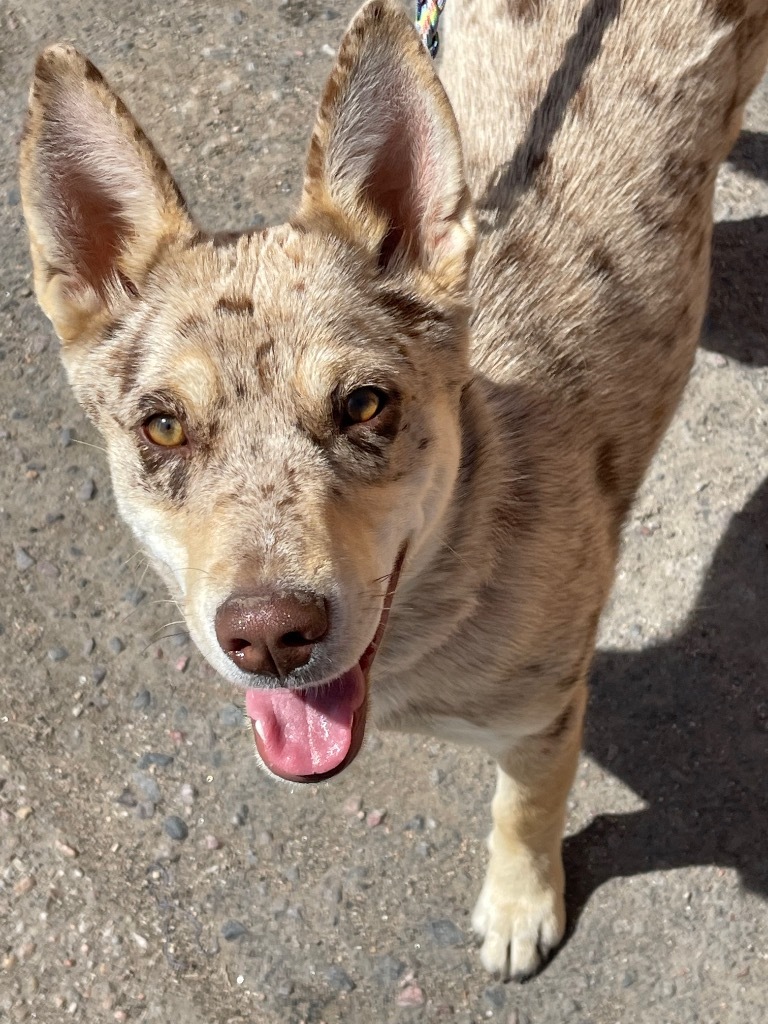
<box><xmin>1</xmin><ymin>2</ymin><xmax>767</xmax><ymax>1022</ymax></box>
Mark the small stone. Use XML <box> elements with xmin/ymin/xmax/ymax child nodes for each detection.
<box><xmin>108</xmin><ymin>636</ymin><xmax>124</xmax><ymax>654</ymax></box>
<box><xmin>16</xmin><ymin>806</ymin><xmax>34</xmax><ymax>821</ymax></box>
<box><xmin>47</xmin><ymin>647</ymin><xmax>69</xmax><ymax>662</ymax></box>
<box><xmin>171</xmin><ymin>630</ymin><xmax>190</xmax><ymax>648</ymax></box>
<box><xmin>137</xmin><ymin>752</ymin><xmax>173</xmax><ymax>769</ymax></box>
<box><xmin>131</xmin><ymin>932</ymin><xmax>148</xmax><ymax>950</ymax></box>
<box><xmin>179</xmin><ymin>783</ymin><xmax>197</xmax><ymax>806</ymax></box>
<box><xmin>483</xmin><ymin>985</ymin><xmax>507</xmax><ymax>1011</ymax></box>
<box><xmin>122</xmin><ymin>587</ymin><xmax>146</xmax><ymax>607</ymax></box>
<box><xmin>396</xmin><ymin>983</ymin><xmax>425</xmax><ymax>1008</ymax></box>
<box><xmin>622</xmin><ymin>970</ymin><xmax>637</xmax><ymax>988</ymax></box>
<box><xmin>370</xmin><ymin>954</ymin><xmax>405</xmax><ymax>985</ymax></box>
<box><xmin>430</xmin><ymin>768</ymin><xmax>446</xmax><ymax>785</ymax></box>
<box><xmin>55</xmin><ymin>839</ymin><xmax>78</xmax><ymax>858</ymax></box>
<box><xmin>132</xmin><ymin>690</ymin><xmax>151</xmax><ymax>711</ymax></box>
<box><xmin>175</xmin><ymin>655</ymin><xmax>189</xmax><ymax>672</ymax></box>
<box><xmin>232</xmin><ymin>803</ymin><xmax>249</xmax><ymax>826</ymax></box>
<box><xmin>115</xmin><ymin>788</ymin><xmax>137</xmax><ymax>807</ymax></box>
<box><xmin>78</xmin><ymin>478</ymin><xmax>96</xmax><ymax>501</ymax></box>
<box><xmin>366</xmin><ymin>809</ymin><xmax>386</xmax><ymax>828</ymax></box>
<box><xmin>13</xmin><ymin>875</ymin><xmax>36</xmax><ymax>896</ymax></box>
<box><xmin>132</xmin><ymin>773</ymin><xmax>161</xmax><ymax>803</ymax></box>
<box><xmin>343</xmin><ymin>795</ymin><xmax>362</xmax><ymax>816</ymax></box>
<box><xmin>325</xmin><ymin>965</ymin><xmax>356</xmax><ymax>992</ymax></box>
<box><xmin>37</xmin><ymin>560</ymin><xmax>60</xmax><ymax>579</ymax></box>
<box><xmin>14</xmin><ymin>547</ymin><xmax>35</xmax><ymax>571</ymax></box>
<box><xmin>17</xmin><ymin>942</ymin><xmax>36</xmax><ymax>961</ymax></box>
<box><xmin>204</xmin><ymin>834</ymin><xmax>221</xmax><ymax>850</ymax></box>
<box><xmin>135</xmin><ymin>802</ymin><xmax>155</xmax><ymax>820</ymax></box>
<box><xmin>92</xmin><ymin>666</ymin><xmax>107</xmax><ymax>685</ymax></box>
<box><xmin>427</xmin><ymin>919</ymin><xmax>464</xmax><ymax>947</ymax></box>
<box><xmin>219</xmin><ymin>704</ymin><xmax>243</xmax><ymax>727</ymax></box>
<box><xmin>403</xmin><ymin>815</ymin><xmax>425</xmax><ymax>831</ymax></box>
<box><xmin>59</xmin><ymin>428</ymin><xmax>73</xmax><ymax>447</ymax></box>
<box><xmin>221</xmin><ymin>920</ymin><xmax>247</xmax><ymax>941</ymax></box>
<box><xmin>163</xmin><ymin>816</ymin><xmax>189</xmax><ymax>841</ymax></box>
<box><xmin>82</xmin><ymin>637</ymin><xmax>95</xmax><ymax>656</ymax></box>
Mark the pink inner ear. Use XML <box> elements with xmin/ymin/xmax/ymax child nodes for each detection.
<box><xmin>366</xmin><ymin>120</ymin><xmax>437</xmax><ymax>268</ymax></box>
<box><xmin>48</xmin><ymin>153</ymin><xmax>132</xmax><ymax>297</ymax></box>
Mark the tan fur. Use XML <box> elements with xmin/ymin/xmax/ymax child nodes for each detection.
<box><xmin>19</xmin><ymin>0</ymin><xmax>768</xmax><ymax>980</ymax></box>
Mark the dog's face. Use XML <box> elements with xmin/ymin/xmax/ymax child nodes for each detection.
<box><xmin>20</xmin><ymin>1</ymin><xmax>476</xmax><ymax>780</ymax></box>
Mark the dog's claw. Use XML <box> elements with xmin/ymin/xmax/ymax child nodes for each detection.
<box><xmin>471</xmin><ymin>865</ymin><xmax>565</xmax><ymax>980</ymax></box>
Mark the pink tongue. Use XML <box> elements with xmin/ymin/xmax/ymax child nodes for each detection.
<box><xmin>245</xmin><ymin>667</ymin><xmax>365</xmax><ymax>777</ymax></box>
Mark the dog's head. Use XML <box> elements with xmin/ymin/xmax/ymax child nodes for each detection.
<box><xmin>19</xmin><ymin>0</ymin><xmax>476</xmax><ymax>781</ymax></box>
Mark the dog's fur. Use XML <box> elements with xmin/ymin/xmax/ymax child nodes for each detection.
<box><xmin>19</xmin><ymin>0</ymin><xmax>768</xmax><ymax>980</ymax></box>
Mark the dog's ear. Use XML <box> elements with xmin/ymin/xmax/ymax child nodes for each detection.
<box><xmin>20</xmin><ymin>45</ymin><xmax>196</xmax><ymax>344</ymax></box>
<box><xmin>297</xmin><ymin>0</ymin><xmax>475</xmax><ymax>295</ymax></box>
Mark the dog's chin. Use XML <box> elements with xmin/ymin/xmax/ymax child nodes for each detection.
<box><xmin>244</xmin><ymin>546</ymin><xmax>407</xmax><ymax>784</ymax></box>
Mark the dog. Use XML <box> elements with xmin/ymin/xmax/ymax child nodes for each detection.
<box><xmin>19</xmin><ymin>0</ymin><xmax>768</xmax><ymax>981</ymax></box>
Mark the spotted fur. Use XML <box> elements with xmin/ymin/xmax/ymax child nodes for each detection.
<box><xmin>19</xmin><ymin>0</ymin><xmax>768</xmax><ymax>982</ymax></box>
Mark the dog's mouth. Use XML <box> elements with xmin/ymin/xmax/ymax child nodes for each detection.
<box><xmin>244</xmin><ymin>547</ymin><xmax>405</xmax><ymax>783</ymax></box>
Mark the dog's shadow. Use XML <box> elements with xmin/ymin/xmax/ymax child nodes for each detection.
<box><xmin>563</xmin><ymin>478</ymin><xmax>768</xmax><ymax>928</ymax></box>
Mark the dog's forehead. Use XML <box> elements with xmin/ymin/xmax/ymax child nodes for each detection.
<box><xmin>137</xmin><ymin>227</ymin><xmax>387</xmax><ymax>392</ymax></box>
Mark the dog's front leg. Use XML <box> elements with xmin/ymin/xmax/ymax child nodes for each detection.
<box><xmin>472</xmin><ymin>683</ymin><xmax>587</xmax><ymax>980</ymax></box>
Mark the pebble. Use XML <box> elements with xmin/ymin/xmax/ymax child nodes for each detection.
<box><xmin>137</xmin><ymin>752</ymin><xmax>173</xmax><ymax>769</ymax></box>
<box><xmin>82</xmin><ymin>637</ymin><xmax>95</xmax><ymax>656</ymax></box>
<box><xmin>78</xmin><ymin>478</ymin><xmax>96</xmax><ymax>501</ymax></box>
<box><xmin>396</xmin><ymin>983</ymin><xmax>425</xmax><ymax>1008</ymax></box>
<box><xmin>366</xmin><ymin>809</ymin><xmax>386</xmax><ymax>828</ymax></box>
<box><xmin>325</xmin><ymin>965</ymin><xmax>356</xmax><ymax>992</ymax></box>
<box><xmin>136</xmin><ymin>802</ymin><xmax>155</xmax><ymax>820</ymax></box>
<box><xmin>175</xmin><ymin>655</ymin><xmax>189</xmax><ymax>672</ymax></box>
<box><xmin>122</xmin><ymin>587</ymin><xmax>146</xmax><ymax>606</ymax></box>
<box><xmin>132</xmin><ymin>689</ymin><xmax>152</xmax><ymax>711</ymax></box>
<box><xmin>55</xmin><ymin>839</ymin><xmax>79</xmax><ymax>857</ymax></box>
<box><xmin>483</xmin><ymin>985</ymin><xmax>507</xmax><ymax>1011</ymax></box>
<box><xmin>370</xmin><ymin>954</ymin><xmax>406</xmax><ymax>985</ymax></box>
<box><xmin>92</xmin><ymin>666</ymin><xmax>107</xmax><ymax>685</ymax></box>
<box><xmin>403</xmin><ymin>815</ymin><xmax>425</xmax><ymax>831</ymax></box>
<box><xmin>47</xmin><ymin>647</ymin><xmax>69</xmax><ymax>662</ymax></box>
<box><xmin>37</xmin><ymin>560</ymin><xmax>60</xmax><ymax>579</ymax></box>
<box><xmin>108</xmin><ymin>636</ymin><xmax>125</xmax><ymax>654</ymax></box>
<box><xmin>132</xmin><ymin>774</ymin><xmax>161</xmax><ymax>803</ymax></box>
<box><xmin>221</xmin><ymin>920</ymin><xmax>247</xmax><ymax>941</ymax></box>
<box><xmin>204</xmin><ymin>834</ymin><xmax>221</xmax><ymax>850</ymax></box>
<box><xmin>59</xmin><ymin>428</ymin><xmax>73</xmax><ymax>447</ymax></box>
<box><xmin>13</xmin><ymin>875</ymin><xmax>36</xmax><ymax>896</ymax></box>
<box><xmin>171</xmin><ymin>630</ymin><xmax>190</xmax><ymax>647</ymax></box>
<box><xmin>163</xmin><ymin>816</ymin><xmax>189</xmax><ymax>841</ymax></box>
<box><xmin>219</xmin><ymin>704</ymin><xmax>243</xmax><ymax>727</ymax></box>
<box><xmin>179</xmin><ymin>783</ymin><xmax>197</xmax><ymax>806</ymax></box>
<box><xmin>14</xmin><ymin>547</ymin><xmax>35</xmax><ymax>571</ymax></box>
<box><xmin>232</xmin><ymin>803</ymin><xmax>249</xmax><ymax>826</ymax></box>
<box><xmin>116</xmin><ymin>788</ymin><xmax>137</xmax><ymax>807</ymax></box>
<box><xmin>343</xmin><ymin>795</ymin><xmax>362</xmax><ymax>817</ymax></box>
<box><xmin>426</xmin><ymin>919</ymin><xmax>464</xmax><ymax>947</ymax></box>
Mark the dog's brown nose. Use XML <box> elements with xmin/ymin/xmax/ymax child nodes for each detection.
<box><xmin>215</xmin><ymin>592</ymin><xmax>329</xmax><ymax>677</ymax></box>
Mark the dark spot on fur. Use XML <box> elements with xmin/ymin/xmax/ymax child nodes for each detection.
<box><xmin>507</xmin><ymin>0</ymin><xmax>544</xmax><ymax>18</ymax></box>
<box><xmin>557</xmin><ymin>673</ymin><xmax>581</xmax><ymax>694</ymax></box>
<box><xmin>524</xmin><ymin>662</ymin><xmax>544</xmax><ymax>675</ymax></box>
<box><xmin>260</xmin><ymin>482</ymin><xmax>275</xmax><ymax>498</ymax></box>
<box><xmin>585</xmin><ymin>243</ymin><xmax>615</xmax><ymax>281</ymax></box>
<box><xmin>136</xmin><ymin>442</ymin><xmax>190</xmax><ymax>502</ymax></box>
<box><xmin>571</xmin><ymin>81</ymin><xmax>590</xmax><ymax>116</ymax></box>
<box><xmin>595</xmin><ymin>439</ymin><xmax>621</xmax><ymax>497</ymax></box>
<box><xmin>714</xmin><ymin>0</ymin><xmax>746</xmax><ymax>21</ymax></box>
<box><xmin>544</xmin><ymin>701</ymin><xmax>576</xmax><ymax>740</ymax></box>
<box><xmin>417</xmin><ymin>437</ymin><xmax>430</xmax><ymax>451</ymax></box>
<box><xmin>112</xmin><ymin>343</ymin><xmax>145</xmax><ymax>398</ymax></box>
<box><xmin>215</xmin><ymin>295</ymin><xmax>255</xmax><ymax>316</ymax></box>
<box><xmin>178</xmin><ymin>315</ymin><xmax>209</xmax><ymax>338</ymax></box>
<box><xmin>377</xmin><ymin>290</ymin><xmax>447</xmax><ymax>337</ymax></box>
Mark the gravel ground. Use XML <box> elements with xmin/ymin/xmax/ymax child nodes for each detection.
<box><xmin>1</xmin><ymin>2</ymin><xmax>766</xmax><ymax>1022</ymax></box>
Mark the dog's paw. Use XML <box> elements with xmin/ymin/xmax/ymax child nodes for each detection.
<box><xmin>471</xmin><ymin>860</ymin><xmax>565</xmax><ymax>980</ymax></box>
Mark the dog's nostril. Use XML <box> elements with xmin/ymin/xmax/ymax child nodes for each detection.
<box><xmin>214</xmin><ymin>591</ymin><xmax>330</xmax><ymax>677</ymax></box>
<box><xmin>281</xmin><ymin>629</ymin><xmax>314</xmax><ymax>648</ymax></box>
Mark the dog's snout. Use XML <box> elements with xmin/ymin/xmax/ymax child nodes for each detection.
<box><xmin>215</xmin><ymin>592</ymin><xmax>329</xmax><ymax>677</ymax></box>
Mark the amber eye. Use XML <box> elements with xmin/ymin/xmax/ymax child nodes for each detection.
<box><xmin>344</xmin><ymin>387</ymin><xmax>386</xmax><ymax>426</ymax></box>
<box><xmin>143</xmin><ymin>414</ymin><xmax>187</xmax><ymax>448</ymax></box>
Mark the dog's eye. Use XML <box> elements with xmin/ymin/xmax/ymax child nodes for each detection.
<box><xmin>143</xmin><ymin>414</ymin><xmax>187</xmax><ymax>448</ymax></box>
<box><xmin>344</xmin><ymin>387</ymin><xmax>386</xmax><ymax>426</ymax></box>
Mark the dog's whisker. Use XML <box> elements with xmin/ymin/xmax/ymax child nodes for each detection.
<box><xmin>71</xmin><ymin>438</ymin><xmax>109</xmax><ymax>454</ymax></box>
